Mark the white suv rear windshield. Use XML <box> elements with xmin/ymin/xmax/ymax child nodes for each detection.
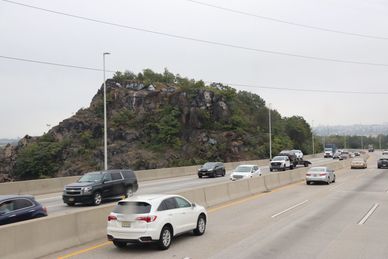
<box><xmin>113</xmin><ymin>201</ymin><xmax>151</xmax><ymax>214</ymax></box>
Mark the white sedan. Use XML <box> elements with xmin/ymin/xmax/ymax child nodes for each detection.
<box><xmin>107</xmin><ymin>194</ymin><xmax>207</xmax><ymax>250</ymax></box>
<box><xmin>230</xmin><ymin>164</ymin><xmax>261</xmax><ymax>180</ymax></box>
<box><xmin>306</xmin><ymin>166</ymin><xmax>336</xmax><ymax>185</ymax></box>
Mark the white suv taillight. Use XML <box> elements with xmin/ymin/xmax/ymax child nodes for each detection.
<box><xmin>108</xmin><ymin>215</ymin><xmax>117</xmax><ymax>221</ymax></box>
<box><xmin>136</xmin><ymin>216</ymin><xmax>157</xmax><ymax>223</ymax></box>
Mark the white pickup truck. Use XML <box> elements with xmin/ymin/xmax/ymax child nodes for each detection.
<box><xmin>270</xmin><ymin>156</ymin><xmax>293</xmax><ymax>171</ymax></box>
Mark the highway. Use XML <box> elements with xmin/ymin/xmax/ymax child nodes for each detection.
<box><xmin>42</xmin><ymin>154</ymin><xmax>387</xmax><ymax>259</ymax></box>
<box><xmin>37</xmin><ymin>157</ymin><xmax>329</xmax><ymax>215</ymax></box>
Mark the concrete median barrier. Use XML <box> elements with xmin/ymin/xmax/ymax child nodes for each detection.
<box><xmin>0</xmin><ymin>203</ymin><xmax>114</xmax><ymax>259</ymax></box>
<box><xmin>203</xmin><ymin>183</ymin><xmax>229</xmax><ymax>207</ymax></box>
<box><xmin>0</xmin><ymin>155</ymin><xmax>324</xmax><ymax>196</ymax></box>
<box><xmin>227</xmin><ymin>179</ymin><xmax>251</xmax><ymax>201</ymax></box>
<box><xmin>248</xmin><ymin>176</ymin><xmax>267</xmax><ymax>194</ymax></box>
<box><xmin>278</xmin><ymin>171</ymin><xmax>292</xmax><ymax>187</ymax></box>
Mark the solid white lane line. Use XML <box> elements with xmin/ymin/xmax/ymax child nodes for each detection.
<box><xmin>358</xmin><ymin>203</ymin><xmax>379</xmax><ymax>225</ymax></box>
<box><xmin>271</xmin><ymin>200</ymin><xmax>309</xmax><ymax>218</ymax></box>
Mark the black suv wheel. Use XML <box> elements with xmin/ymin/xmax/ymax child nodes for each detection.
<box><xmin>93</xmin><ymin>192</ymin><xmax>102</xmax><ymax>206</ymax></box>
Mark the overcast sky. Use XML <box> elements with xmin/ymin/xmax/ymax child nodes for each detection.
<box><xmin>1</xmin><ymin>0</ymin><xmax>388</xmax><ymax>138</ymax></box>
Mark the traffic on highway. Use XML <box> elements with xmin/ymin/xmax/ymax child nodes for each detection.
<box><xmin>32</xmin><ymin>151</ymin><xmax>388</xmax><ymax>259</ymax></box>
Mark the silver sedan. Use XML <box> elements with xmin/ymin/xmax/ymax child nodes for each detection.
<box><xmin>305</xmin><ymin>167</ymin><xmax>336</xmax><ymax>185</ymax></box>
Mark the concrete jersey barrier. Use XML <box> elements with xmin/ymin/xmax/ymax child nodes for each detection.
<box><xmin>0</xmin><ymin>154</ymin><xmax>321</xmax><ymax>195</ymax></box>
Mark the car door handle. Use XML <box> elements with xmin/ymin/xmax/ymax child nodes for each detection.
<box><xmin>28</xmin><ymin>210</ymin><xmax>35</xmax><ymax>212</ymax></box>
<box><xmin>8</xmin><ymin>214</ymin><xmax>16</xmax><ymax>218</ymax></box>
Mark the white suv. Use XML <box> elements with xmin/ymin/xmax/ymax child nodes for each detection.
<box><xmin>107</xmin><ymin>194</ymin><xmax>207</xmax><ymax>250</ymax></box>
<box><xmin>230</xmin><ymin>165</ymin><xmax>261</xmax><ymax>180</ymax></box>
<box><xmin>291</xmin><ymin>149</ymin><xmax>303</xmax><ymax>159</ymax></box>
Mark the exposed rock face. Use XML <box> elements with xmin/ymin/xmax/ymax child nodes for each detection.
<box><xmin>0</xmin><ymin>81</ymin><xmax>252</xmax><ymax>182</ymax></box>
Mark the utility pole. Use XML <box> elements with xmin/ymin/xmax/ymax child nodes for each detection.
<box><xmin>311</xmin><ymin>120</ymin><xmax>315</xmax><ymax>155</ymax></box>
<box><xmin>268</xmin><ymin>103</ymin><xmax>272</xmax><ymax>160</ymax></box>
<box><xmin>103</xmin><ymin>52</ymin><xmax>110</xmax><ymax>171</ymax></box>
<box><xmin>379</xmin><ymin>135</ymin><xmax>382</xmax><ymax>150</ymax></box>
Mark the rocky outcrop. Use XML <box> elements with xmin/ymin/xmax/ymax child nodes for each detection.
<box><xmin>0</xmin><ymin>80</ymin><xmax>257</xmax><ymax>182</ymax></box>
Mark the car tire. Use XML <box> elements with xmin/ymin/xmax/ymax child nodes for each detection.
<box><xmin>222</xmin><ymin>170</ymin><xmax>226</xmax><ymax>177</ymax></box>
<box><xmin>198</xmin><ymin>175</ymin><xmax>203</xmax><ymax>178</ymax></box>
<box><xmin>158</xmin><ymin>226</ymin><xmax>172</xmax><ymax>250</ymax></box>
<box><xmin>66</xmin><ymin>202</ymin><xmax>75</xmax><ymax>207</ymax></box>
<box><xmin>326</xmin><ymin>179</ymin><xmax>330</xmax><ymax>185</ymax></box>
<box><xmin>306</xmin><ymin>181</ymin><xmax>310</xmax><ymax>185</ymax></box>
<box><xmin>193</xmin><ymin>214</ymin><xmax>206</xmax><ymax>236</ymax></box>
<box><xmin>270</xmin><ymin>168</ymin><xmax>273</xmax><ymax>172</ymax></box>
<box><xmin>282</xmin><ymin>166</ymin><xmax>286</xmax><ymax>171</ymax></box>
<box><xmin>125</xmin><ymin>187</ymin><xmax>133</xmax><ymax>198</ymax></box>
<box><xmin>113</xmin><ymin>240</ymin><xmax>127</xmax><ymax>248</ymax></box>
<box><xmin>332</xmin><ymin>175</ymin><xmax>336</xmax><ymax>183</ymax></box>
<box><xmin>92</xmin><ymin>192</ymin><xmax>102</xmax><ymax>206</ymax></box>
<box><xmin>290</xmin><ymin>165</ymin><xmax>294</xmax><ymax>170</ymax></box>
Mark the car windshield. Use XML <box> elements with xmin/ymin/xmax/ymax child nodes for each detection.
<box><xmin>353</xmin><ymin>158</ymin><xmax>364</xmax><ymax>162</ymax></box>
<box><xmin>235</xmin><ymin>166</ymin><xmax>253</xmax><ymax>173</ymax></box>
<box><xmin>309</xmin><ymin>167</ymin><xmax>326</xmax><ymax>172</ymax></box>
<box><xmin>113</xmin><ymin>201</ymin><xmax>151</xmax><ymax>214</ymax></box>
<box><xmin>78</xmin><ymin>172</ymin><xmax>103</xmax><ymax>183</ymax></box>
<box><xmin>202</xmin><ymin>162</ymin><xmax>217</xmax><ymax>169</ymax></box>
<box><xmin>272</xmin><ymin>156</ymin><xmax>285</xmax><ymax>161</ymax></box>
<box><xmin>324</xmin><ymin>148</ymin><xmax>332</xmax><ymax>151</ymax></box>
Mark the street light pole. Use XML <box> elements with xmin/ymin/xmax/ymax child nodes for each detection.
<box><xmin>268</xmin><ymin>103</ymin><xmax>272</xmax><ymax>160</ymax></box>
<box><xmin>103</xmin><ymin>52</ymin><xmax>110</xmax><ymax>171</ymax></box>
<box><xmin>311</xmin><ymin>120</ymin><xmax>315</xmax><ymax>155</ymax></box>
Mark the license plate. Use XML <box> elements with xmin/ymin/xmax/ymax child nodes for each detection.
<box><xmin>313</xmin><ymin>174</ymin><xmax>318</xmax><ymax>177</ymax></box>
<box><xmin>121</xmin><ymin>221</ymin><xmax>131</xmax><ymax>228</ymax></box>
<box><xmin>68</xmin><ymin>198</ymin><xmax>74</xmax><ymax>201</ymax></box>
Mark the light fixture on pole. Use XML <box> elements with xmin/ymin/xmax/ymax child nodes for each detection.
<box><xmin>268</xmin><ymin>103</ymin><xmax>272</xmax><ymax>160</ymax></box>
<box><xmin>103</xmin><ymin>52</ymin><xmax>110</xmax><ymax>171</ymax></box>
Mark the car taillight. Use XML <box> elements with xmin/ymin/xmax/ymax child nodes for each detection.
<box><xmin>43</xmin><ymin>207</ymin><xmax>47</xmax><ymax>213</ymax></box>
<box><xmin>136</xmin><ymin>216</ymin><xmax>157</xmax><ymax>223</ymax></box>
<box><xmin>108</xmin><ymin>215</ymin><xmax>117</xmax><ymax>221</ymax></box>
<box><xmin>319</xmin><ymin>173</ymin><xmax>327</xmax><ymax>176</ymax></box>
<box><xmin>306</xmin><ymin>173</ymin><xmax>311</xmax><ymax>176</ymax></box>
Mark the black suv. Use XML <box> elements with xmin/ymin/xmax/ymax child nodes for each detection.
<box><xmin>62</xmin><ymin>170</ymin><xmax>138</xmax><ymax>206</ymax></box>
<box><xmin>377</xmin><ymin>157</ymin><xmax>388</xmax><ymax>169</ymax></box>
<box><xmin>198</xmin><ymin>162</ymin><xmax>226</xmax><ymax>178</ymax></box>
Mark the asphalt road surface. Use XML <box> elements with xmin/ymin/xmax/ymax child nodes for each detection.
<box><xmin>44</xmin><ymin>154</ymin><xmax>387</xmax><ymax>259</ymax></box>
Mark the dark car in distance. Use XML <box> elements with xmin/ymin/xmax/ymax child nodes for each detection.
<box><xmin>62</xmin><ymin>170</ymin><xmax>138</xmax><ymax>206</ymax></box>
<box><xmin>377</xmin><ymin>157</ymin><xmax>388</xmax><ymax>169</ymax></box>
<box><xmin>0</xmin><ymin>195</ymin><xmax>47</xmax><ymax>226</ymax></box>
<box><xmin>198</xmin><ymin>162</ymin><xmax>226</xmax><ymax>178</ymax></box>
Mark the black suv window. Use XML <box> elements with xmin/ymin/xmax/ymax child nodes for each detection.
<box><xmin>103</xmin><ymin>173</ymin><xmax>112</xmax><ymax>182</ymax></box>
<box><xmin>121</xmin><ymin>170</ymin><xmax>135</xmax><ymax>179</ymax></box>
<box><xmin>111</xmin><ymin>172</ymin><xmax>122</xmax><ymax>181</ymax></box>
<box><xmin>175</xmin><ymin>197</ymin><xmax>191</xmax><ymax>208</ymax></box>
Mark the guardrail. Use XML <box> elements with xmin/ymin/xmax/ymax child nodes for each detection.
<box><xmin>0</xmin><ymin>157</ymin><xmax>346</xmax><ymax>259</ymax></box>
<box><xmin>0</xmin><ymin>154</ymin><xmax>320</xmax><ymax>195</ymax></box>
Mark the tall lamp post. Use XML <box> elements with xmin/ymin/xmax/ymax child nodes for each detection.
<box><xmin>311</xmin><ymin>120</ymin><xmax>315</xmax><ymax>155</ymax></box>
<box><xmin>103</xmin><ymin>52</ymin><xmax>110</xmax><ymax>171</ymax></box>
<box><xmin>268</xmin><ymin>103</ymin><xmax>272</xmax><ymax>160</ymax></box>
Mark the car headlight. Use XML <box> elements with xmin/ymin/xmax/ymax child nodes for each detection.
<box><xmin>82</xmin><ymin>186</ymin><xmax>93</xmax><ymax>194</ymax></box>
